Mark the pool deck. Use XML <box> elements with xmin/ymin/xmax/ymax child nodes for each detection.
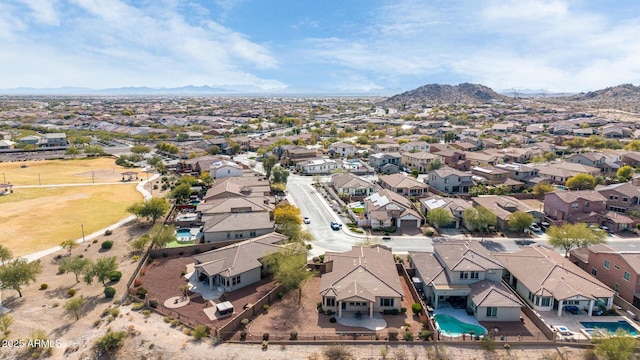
<box><xmin>533</xmin><ymin>310</ymin><xmax>639</xmax><ymax>340</ymax></box>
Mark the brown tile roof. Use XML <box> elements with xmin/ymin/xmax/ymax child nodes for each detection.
<box><xmin>469</xmin><ymin>280</ymin><xmax>523</xmax><ymax>308</ymax></box>
<box><xmin>493</xmin><ymin>246</ymin><xmax>614</xmax><ymax>301</ymax></box>
<box><xmin>320</xmin><ymin>245</ymin><xmax>404</xmax><ymax>301</ymax></box>
<box><xmin>378</xmin><ymin>174</ymin><xmax>427</xmax><ymax>189</ymax></box>
<box><xmin>551</xmin><ymin>190</ymin><xmax>607</xmax><ymax>203</ymax></box>
<box><xmin>202</xmin><ymin>212</ymin><xmax>274</xmax><ymax>232</ymax></box>
<box><xmin>433</xmin><ymin>241</ymin><xmax>503</xmax><ymax>272</ymax></box>
<box><xmin>409</xmin><ymin>251</ymin><xmax>449</xmax><ymax>286</ymax></box>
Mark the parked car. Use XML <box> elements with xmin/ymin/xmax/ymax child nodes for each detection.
<box><xmin>330</xmin><ymin>221</ymin><xmax>342</xmax><ymax>230</ymax></box>
<box><xmin>563</xmin><ymin>305</ymin><xmax>580</xmax><ymax>314</ymax></box>
<box><xmin>529</xmin><ymin>223</ymin><xmax>542</xmax><ymax>232</ymax></box>
<box><xmin>303</xmin><ymin>217</ymin><xmax>311</xmax><ymax>224</ymax></box>
<box><xmin>382</xmin><ymin>236</ymin><xmax>391</xmax><ymax>241</ymax></box>
<box><xmin>599</xmin><ymin>225</ymin><xmax>610</xmax><ymax>233</ymax></box>
<box><xmin>540</xmin><ymin>221</ymin><xmax>550</xmax><ymax>230</ymax></box>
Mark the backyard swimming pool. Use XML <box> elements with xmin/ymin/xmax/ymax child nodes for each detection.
<box><xmin>175</xmin><ymin>228</ymin><xmax>197</xmax><ymax>242</ymax></box>
<box><xmin>581</xmin><ymin>320</ymin><xmax>638</xmax><ymax>336</ymax></box>
<box><xmin>433</xmin><ymin>314</ymin><xmax>487</xmax><ymax>337</ymax></box>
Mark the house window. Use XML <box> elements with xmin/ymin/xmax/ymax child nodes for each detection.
<box><xmin>541</xmin><ymin>297</ymin><xmax>551</xmax><ymax>307</ymax></box>
<box><xmin>624</xmin><ymin>271</ymin><xmax>631</xmax><ymax>282</ymax></box>
<box><xmin>326</xmin><ymin>298</ymin><xmax>336</xmax><ymax>307</ymax></box>
<box><xmin>571</xmin><ymin>203</ymin><xmax>579</xmax><ymax>209</ymax></box>
<box><xmin>585</xmin><ymin>202</ymin><xmax>589</xmax><ymax>208</ymax></box>
<box><xmin>232</xmin><ymin>275</ymin><xmax>241</xmax><ymax>286</ymax></box>
<box><xmin>615</xmin><ymin>283</ymin><xmax>620</xmax><ymax>294</ymax></box>
<box><xmin>604</xmin><ymin>260</ymin><xmax>610</xmax><ymax>269</ymax></box>
<box><xmin>250</xmin><ymin>231</ymin><xmax>256</xmax><ymax>237</ymax></box>
<box><xmin>591</xmin><ymin>268</ymin><xmax>597</xmax><ymax>276</ymax></box>
<box><xmin>226</xmin><ymin>233</ymin><xmax>231</xmax><ymax>239</ymax></box>
<box><xmin>615</xmin><ymin>265</ymin><xmax>620</xmax><ymax>270</ymax></box>
<box><xmin>486</xmin><ymin>307</ymin><xmax>497</xmax><ymax>317</ymax></box>
<box><xmin>471</xmin><ymin>271</ymin><xmax>479</xmax><ymax>279</ymax></box>
<box><xmin>460</xmin><ymin>272</ymin><xmax>469</xmax><ymax>279</ymax></box>
<box><xmin>623</xmin><ymin>197</ymin><xmax>629</xmax><ymax>203</ymax></box>
<box><xmin>380</xmin><ymin>298</ymin><xmax>394</xmax><ymax>307</ymax></box>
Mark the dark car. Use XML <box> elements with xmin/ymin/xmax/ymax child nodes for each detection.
<box><xmin>563</xmin><ymin>305</ymin><xmax>580</xmax><ymax>314</ymax></box>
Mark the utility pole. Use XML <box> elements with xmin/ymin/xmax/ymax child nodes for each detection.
<box><xmin>81</xmin><ymin>224</ymin><xmax>85</xmax><ymax>243</ymax></box>
<box><xmin>38</xmin><ymin>173</ymin><xmax>41</xmax><ymax>186</ymax></box>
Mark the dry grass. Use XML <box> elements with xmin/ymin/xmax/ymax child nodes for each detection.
<box><xmin>0</xmin><ymin>157</ymin><xmax>142</xmax><ymax>185</ymax></box>
<box><xmin>0</xmin><ymin>184</ymin><xmax>142</xmax><ymax>256</ymax></box>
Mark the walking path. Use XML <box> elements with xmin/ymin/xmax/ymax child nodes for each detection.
<box><xmin>19</xmin><ymin>172</ymin><xmax>159</xmax><ymax>263</ymax></box>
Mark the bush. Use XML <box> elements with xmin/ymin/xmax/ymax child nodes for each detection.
<box><xmin>92</xmin><ymin>239</ymin><xmax>98</xmax><ymax>244</ymax></box>
<box><xmin>95</xmin><ymin>331</ymin><xmax>127</xmax><ymax>353</ymax></box>
<box><xmin>192</xmin><ymin>325</ymin><xmax>210</xmax><ymax>340</ymax></box>
<box><xmin>289</xmin><ymin>331</ymin><xmax>298</xmax><ymax>340</ymax></box>
<box><xmin>326</xmin><ymin>309</ymin><xmax>333</xmax><ymax>316</ymax></box>
<box><xmin>318</xmin><ymin>254</ymin><xmax>325</xmax><ymax>263</ymax></box>
<box><xmin>142</xmin><ymin>310</ymin><xmax>151</xmax><ymax>317</ymax></box>
<box><xmin>68</xmin><ymin>289</ymin><xmax>77</xmax><ymax>297</ymax></box>
<box><xmin>277</xmin><ymin>292</ymin><xmax>284</xmax><ymax>300</ymax></box>
<box><xmin>401</xmin><ymin>307</ymin><xmax>407</xmax><ymax>313</ymax></box>
<box><xmin>411</xmin><ymin>303</ymin><xmax>422</xmax><ymax>315</ymax></box>
<box><xmin>240</xmin><ymin>318</ymin><xmax>249</xmax><ymax>329</ymax></box>
<box><xmin>262</xmin><ymin>333</ymin><xmax>270</xmax><ymax>341</ymax></box>
<box><xmin>480</xmin><ymin>336</ymin><xmax>496</xmax><ymax>351</ymax></box>
<box><xmin>40</xmin><ymin>283</ymin><xmax>48</xmax><ymax>290</ymax></box>
<box><xmin>418</xmin><ymin>330</ymin><xmax>431</xmax><ymax>341</ymax></box>
<box><xmin>136</xmin><ymin>287</ymin><xmax>147</xmax><ymax>299</ymax></box>
<box><xmin>104</xmin><ymin>287</ymin><xmax>116</xmax><ymax>298</ymax></box>
<box><xmin>329</xmin><ymin>317</ymin><xmax>337</xmax><ymax>323</ymax></box>
<box><xmin>403</xmin><ymin>331</ymin><xmax>414</xmax><ymax>341</ymax></box>
<box><xmin>263</xmin><ymin>304</ymin><xmax>270</xmax><ymax>312</ymax></box>
<box><xmin>104</xmin><ymin>229</ymin><xmax>113</xmax><ymax>236</ymax></box>
<box><xmin>132</xmin><ymin>302</ymin><xmax>145</xmax><ymax>311</ymax></box>
<box><xmin>170</xmin><ymin>319</ymin><xmax>180</xmax><ymax>327</ymax></box>
<box><xmin>101</xmin><ymin>240</ymin><xmax>114</xmax><ymax>250</ymax></box>
<box><xmin>108</xmin><ymin>271</ymin><xmax>122</xmax><ymax>282</ymax></box>
<box><xmin>383</xmin><ymin>309</ymin><xmax>400</xmax><ymax>315</ymax></box>
<box><xmin>240</xmin><ymin>331</ymin><xmax>247</xmax><ymax>340</ymax></box>
<box><xmin>388</xmin><ymin>327</ymin><xmax>399</xmax><ymax>341</ymax></box>
<box><xmin>148</xmin><ymin>298</ymin><xmax>159</xmax><ymax>308</ymax></box>
<box><xmin>312</xmin><ymin>256</ymin><xmax>320</xmax><ymax>263</ymax></box>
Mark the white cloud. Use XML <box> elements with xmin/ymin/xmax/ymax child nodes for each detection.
<box><xmin>17</xmin><ymin>0</ymin><xmax>60</xmax><ymax>25</ymax></box>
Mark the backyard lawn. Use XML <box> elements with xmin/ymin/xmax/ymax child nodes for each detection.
<box><xmin>0</xmin><ymin>184</ymin><xmax>141</xmax><ymax>256</ymax></box>
<box><xmin>0</xmin><ymin>157</ymin><xmax>142</xmax><ymax>185</ymax></box>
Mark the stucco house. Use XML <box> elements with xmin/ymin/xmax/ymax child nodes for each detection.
<box><xmin>494</xmin><ymin>246</ymin><xmax>614</xmax><ymax>316</ymax></box>
<box><xmin>425</xmin><ymin>167</ymin><xmax>474</xmax><ymax>195</ymax></box>
<box><xmin>410</xmin><ymin>241</ymin><xmax>523</xmax><ymax>322</ymax></box>
<box><xmin>369</xmin><ymin>152</ymin><xmax>402</xmax><ymax>174</ymax></box>
<box><xmin>319</xmin><ymin>245</ymin><xmax>404</xmax><ymax>318</ymax></box>
<box><xmin>330</xmin><ymin>173</ymin><xmax>379</xmax><ymax>197</ymax></box>
<box><xmin>377</xmin><ymin>173</ymin><xmax>428</xmax><ymax>198</ymax></box>
<box><xmin>419</xmin><ymin>195</ymin><xmax>472</xmax><ymax>229</ymax></box>
<box><xmin>472</xmin><ymin>195</ymin><xmax>543</xmax><ymax>232</ymax></box>
<box><xmin>364</xmin><ymin>189</ymin><xmax>423</xmax><ymax>230</ymax></box>
<box><xmin>299</xmin><ymin>158</ymin><xmax>340</xmax><ymax>175</ymax></box>
<box><xmin>328</xmin><ymin>142</ymin><xmax>356</xmax><ymax>158</ymax></box>
<box><xmin>202</xmin><ymin>212</ymin><xmax>274</xmax><ymax>242</ymax></box>
<box><xmin>210</xmin><ymin>160</ymin><xmax>244</xmax><ymax>179</ymax></box>
<box><xmin>401</xmin><ymin>151</ymin><xmax>442</xmax><ymax>173</ymax></box>
<box><xmin>543</xmin><ymin>190</ymin><xmax>607</xmax><ymax>225</ymax></box>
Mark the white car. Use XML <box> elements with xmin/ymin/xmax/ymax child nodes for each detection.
<box><xmin>529</xmin><ymin>223</ymin><xmax>542</xmax><ymax>232</ymax></box>
<box><xmin>303</xmin><ymin>217</ymin><xmax>311</xmax><ymax>224</ymax></box>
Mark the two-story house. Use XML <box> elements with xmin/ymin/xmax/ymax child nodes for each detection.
<box><xmin>210</xmin><ymin>160</ymin><xmax>244</xmax><ymax>179</ymax></box>
<box><xmin>328</xmin><ymin>142</ymin><xmax>356</xmax><ymax>158</ymax></box>
<box><xmin>378</xmin><ymin>173</ymin><xmax>428</xmax><ymax>198</ymax></box>
<box><xmin>400</xmin><ymin>141</ymin><xmax>430</xmax><ymax>153</ymax></box>
<box><xmin>543</xmin><ymin>190</ymin><xmax>608</xmax><ymax>225</ymax></box>
<box><xmin>44</xmin><ymin>133</ymin><xmax>68</xmax><ymax>147</ymax></box>
<box><xmin>426</xmin><ymin>167</ymin><xmax>474</xmax><ymax>195</ymax></box>
<box><xmin>471</xmin><ymin>166</ymin><xmax>511</xmax><ymax>186</ymax></box>
<box><xmin>570</xmin><ymin>244</ymin><xmax>640</xmax><ymax>307</ymax></box>
<box><xmin>622</xmin><ymin>152</ymin><xmax>640</xmax><ymax>168</ymax></box>
<box><xmin>433</xmin><ymin>149</ymin><xmax>470</xmax><ymax>171</ymax></box>
<box><xmin>494</xmin><ymin>163</ymin><xmax>541</xmax><ymax>186</ymax></box>
<box><xmin>372</xmin><ymin>143</ymin><xmax>402</xmax><ymax>153</ymax></box>
<box><xmin>410</xmin><ymin>241</ymin><xmax>523</xmax><ymax>322</ymax></box>
<box><xmin>369</xmin><ymin>152</ymin><xmax>402</xmax><ymax>174</ymax></box>
<box><xmin>566</xmin><ymin>153</ymin><xmax>609</xmax><ymax>173</ymax></box>
<box><xmin>495</xmin><ymin>246</ymin><xmax>614</xmax><ymax>317</ymax></box>
<box><xmin>274</xmin><ymin>145</ymin><xmax>318</xmax><ymax>166</ymax></box>
<box><xmin>419</xmin><ymin>195</ymin><xmax>472</xmax><ymax>228</ymax></box>
<box><xmin>401</xmin><ymin>151</ymin><xmax>442</xmax><ymax>173</ymax></box>
<box><xmin>319</xmin><ymin>245</ymin><xmax>404</xmax><ymax>319</ymax></box>
<box><xmin>535</xmin><ymin>162</ymin><xmax>601</xmax><ymax>185</ymax></box>
<box><xmin>299</xmin><ymin>158</ymin><xmax>340</xmax><ymax>175</ymax></box>
<box><xmin>596</xmin><ymin>183</ymin><xmax>640</xmax><ymax>215</ymax></box>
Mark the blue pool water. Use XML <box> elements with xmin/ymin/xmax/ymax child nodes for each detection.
<box><xmin>580</xmin><ymin>321</ymin><xmax>638</xmax><ymax>336</ymax></box>
<box><xmin>434</xmin><ymin>314</ymin><xmax>487</xmax><ymax>337</ymax></box>
<box><xmin>175</xmin><ymin>228</ymin><xmax>194</xmax><ymax>241</ymax></box>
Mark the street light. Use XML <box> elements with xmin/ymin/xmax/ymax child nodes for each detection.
<box><xmin>81</xmin><ymin>224</ymin><xmax>85</xmax><ymax>243</ymax></box>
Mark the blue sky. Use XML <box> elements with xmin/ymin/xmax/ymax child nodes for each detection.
<box><xmin>1</xmin><ymin>0</ymin><xmax>639</xmax><ymax>93</ymax></box>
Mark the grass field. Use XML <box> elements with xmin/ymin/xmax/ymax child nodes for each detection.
<box><xmin>0</xmin><ymin>184</ymin><xmax>142</xmax><ymax>256</ymax></box>
<box><xmin>0</xmin><ymin>157</ymin><xmax>142</xmax><ymax>185</ymax></box>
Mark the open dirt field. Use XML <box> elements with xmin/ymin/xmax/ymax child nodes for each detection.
<box><xmin>0</xmin><ymin>184</ymin><xmax>141</xmax><ymax>256</ymax></box>
<box><xmin>0</xmin><ymin>158</ymin><xmax>142</xmax><ymax>186</ymax></box>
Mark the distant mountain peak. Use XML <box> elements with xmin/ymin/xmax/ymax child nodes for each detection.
<box><xmin>379</xmin><ymin>82</ymin><xmax>509</xmax><ymax>107</ymax></box>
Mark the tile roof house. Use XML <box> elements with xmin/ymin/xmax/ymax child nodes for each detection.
<box><xmin>210</xmin><ymin>160</ymin><xmax>244</xmax><ymax>179</ymax></box>
<box><xmin>570</xmin><ymin>244</ymin><xmax>640</xmax><ymax>307</ymax></box>
<box><xmin>401</xmin><ymin>151</ymin><xmax>442</xmax><ymax>173</ymax></box>
<box><xmin>419</xmin><ymin>195</ymin><xmax>472</xmax><ymax>229</ymax></box>
<box><xmin>328</xmin><ymin>142</ymin><xmax>356</xmax><ymax>158</ymax></box>
<box><xmin>364</xmin><ymin>189</ymin><xmax>423</xmax><ymax>230</ymax></box>
<box><xmin>330</xmin><ymin>173</ymin><xmax>379</xmax><ymax>197</ymax></box>
<box><xmin>201</xmin><ymin>212</ymin><xmax>275</xmax><ymax>242</ymax></box>
<box><xmin>193</xmin><ymin>232</ymin><xmax>295</xmax><ymax>292</ymax></box>
<box><xmin>319</xmin><ymin>245</ymin><xmax>404</xmax><ymax>318</ymax></box>
<box><xmin>425</xmin><ymin>167</ymin><xmax>474</xmax><ymax>195</ymax></box>
<box><xmin>369</xmin><ymin>152</ymin><xmax>402</xmax><ymax>174</ymax></box>
<box><xmin>494</xmin><ymin>246</ymin><xmax>614</xmax><ymax>316</ymax></box>
<box><xmin>472</xmin><ymin>195</ymin><xmax>543</xmax><ymax>231</ymax></box>
<box><xmin>410</xmin><ymin>241</ymin><xmax>523</xmax><ymax>322</ymax></box>
<box><xmin>377</xmin><ymin>173</ymin><xmax>428</xmax><ymax>198</ymax></box>
<box><xmin>534</xmin><ymin>162</ymin><xmax>601</xmax><ymax>185</ymax></box>
<box><xmin>543</xmin><ymin>190</ymin><xmax>608</xmax><ymax>226</ymax></box>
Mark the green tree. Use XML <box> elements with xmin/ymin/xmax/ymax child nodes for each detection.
<box><xmin>594</xmin><ymin>329</ymin><xmax>637</xmax><ymax>360</ymax></box>
<box><xmin>462</xmin><ymin>206</ymin><xmax>497</xmax><ymax>233</ymax></box>
<box><xmin>83</xmin><ymin>257</ymin><xmax>118</xmax><ymax>286</ymax></box>
<box><xmin>565</xmin><ymin>174</ymin><xmax>596</xmax><ymax>190</ymax></box>
<box><xmin>617</xmin><ymin>165</ymin><xmax>634</xmax><ymax>182</ymax></box>
<box><xmin>443</xmin><ymin>132</ymin><xmax>457</xmax><ymax>143</ymax></box>
<box><xmin>170</xmin><ymin>183</ymin><xmax>192</xmax><ymax>201</ymax></box>
<box><xmin>0</xmin><ymin>314</ymin><xmax>13</xmax><ymax>340</ymax></box>
<box><xmin>427</xmin><ymin>208</ymin><xmax>453</xmax><ymax>229</ymax></box>
<box><xmin>59</xmin><ymin>239</ymin><xmax>79</xmax><ymax>254</ymax></box>
<box><xmin>146</xmin><ymin>154</ymin><xmax>162</xmax><ymax>167</ymax></box>
<box><xmin>64</xmin><ymin>296</ymin><xmax>86</xmax><ymax>321</ymax></box>
<box><xmin>623</xmin><ymin>140</ymin><xmax>640</xmax><ymax>151</ymax></box>
<box><xmin>126</xmin><ymin>198</ymin><xmax>170</xmax><ymax>224</ymax></box>
<box><xmin>84</xmin><ymin>145</ymin><xmax>105</xmax><ymax>156</ymax></box>
<box><xmin>274</xmin><ymin>204</ymin><xmax>302</xmax><ymax>240</ymax></box>
<box><xmin>0</xmin><ymin>259</ymin><xmax>43</xmax><ymax>297</ymax></box>
<box><xmin>0</xmin><ymin>245</ymin><xmax>13</xmax><ymax>266</ymax></box>
<box><xmin>199</xmin><ymin>173</ymin><xmax>213</xmax><ymax>187</ymax></box>
<box><xmin>507</xmin><ymin>211</ymin><xmax>534</xmax><ymax>233</ymax></box>
<box><xmin>262</xmin><ymin>248</ymin><xmax>313</xmax><ymax>303</ymax></box>
<box><xmin>547</xmin><ymin>223</ymin><xmax>607</xmax><ymax>257</ymax></box>
<box><xmin>262</xmin><ymin>156</ymin><xmax>278</xmax><ymax>178</ymax></box>
<box><xmin>130</xmin><ymin>234</ymin><xmax>151</xmax><ymax>253</ymax></box>
<box><xmin>95</xmin><ymin>330</ymin><xmax>127</xmax><ymax>354</ymax></box>
<box><xmin>410</xmin><ymin>169</ymin><xmax>419</xmax><ymax>178</ymax></box>
<box><xmin>206</xmin><ymin>145</ymin><xmax>221</xmax><ymax>155</ymax></box>
<box><xmin>427</xmin><ymin>159</ymin><xmax>442</xmax><ymax>171</ymax></box>
<box><xmin>65</xmin><ymin>147</ymin><xmax>81</xmax><ymax>158</ymax></box>
<box><xmin>532</xmin><ymin>182</ymin><xmax>555</xmax><ymax>196</ymax></box>
<box><xmin>271</xmin><ymin>167</ymin><xmax>290</xmax><ymax>185</ymax></box>
<box><xmin>148</xmin><ymin>224</ymin><xmax>177</xmax><ymax>248</ymax></box>
<box><xmin>59</xmin><ymin>256</ymin><xmax>92</xmax><ymax>283</ymax></box>
<box><xmin>130</xmin><ymin>145</ymin><xmax>151</xmax><ymax>154</ymax></box>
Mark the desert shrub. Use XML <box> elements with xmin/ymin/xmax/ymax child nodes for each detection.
<box><xmin>95</xmin><ymin>331</ymin><xmax>127</xmax><ymax>353</ymax></box>
<box><xmin>403</xmin><ymin>331</ymin><xmax>414</xmax><ymax>341</ymax></box>
<box><xmin>401</xmin><ymin>307</ymin><xmax>407</xmax><ymax>313</ymax></box>
<box><xmin>108</xmin><ymin>271</ymin><xmax>122</xmax><ymax>282</ymax></box>
<box><xmin>240</xmin><ymin>330</ymin><xmax>247</xmax><ymax>340</ymax></box>
<box><xmin>240</xmin><ymin>318</ymin><xmax>249</xmax><ymax>329</ymax></box>
<box><xmin>480</xmin><ymin>336</ymin><xmax>496</xmax><ymax>351</ymax></box>
<box><xmin>418</xmin><ymin>330</ymin><xmax>431</xmax><ymax>341</ymax></box>
<box><xmin>92</xmin><ymin>239</ymin><xmax>98</xmax><ymax>244</ymax></box>
<box><xmin>326</xmin><ymin>309</ymin><xmax>333</xmax><ymax>316</ymax></box>
<box><xmin>142</xmin><ymin>310</ymin><xmax>151</xmax><ymax>317</ymax></box>
<box><xmin>148</xmin><ymin>298</ymin><xmax>159</xmax><ymax>308</ymax></box>
<box><xmin>318</xmin><ymin>254</ymin><xmax>325</xmax><ymax>263</ymax></box>
<box><xmin>104</xmin><ymin>229</ymin><xmax>113</xmax><ymax>236</ymax></box>
<box><xmin>104</xmin><ymin>287</ymin><xmax>116</xmax><ymax>298</ymax></box>
<box><xmin>329</xmin><ymin>317</ymin><xmax>337</xmax><ymax>323</ymax></box>
<box><xmin>40</xmin><ymin>283</ymin><xmax>48</xmax><ymax>290</ymax></box>
<box><xmin>68</xmin><ymin>289</ymin><xmax>76</xmax><ymax>297</ymax></box>
<box><xmin>411</xmin><ymin>303</ymin><xmax>422</xmax><ymax>315</ymax></box>
<box><xmin>101</xmin><ymin>240</ymin><xmax>114</xmax><ymax>250</ymax></box>
<box><xmin>163</xmin><ymin>316</ymin><xmax>173</xmax><ymax>323</ymax></box>
<box><xmin>134</xmin><ymin>278</ymin><xmax>143</xmax><ymax>287</ymax></box>
<box><xmin>277</xmin><ymin>292</ymin><xmax>284</xmax><ymax>300</ymax></box>
<box><xmin>263</xmin><ymin>304</ymin><xmax>270</xmax><ymax>312</ymax></box>
<box><xmin>324</xmin><ymin>344</ymin><xmax>353</xmax><ymax>360</ymax></box>
<box><xmin>388</xmin><ymin>328</ymin><xmax>399</xmax><ymax>341</ymax></box>
<box><xmin>136</xmin><ymin>287</ymin><xmax>147</xmax><ymax>299</ymax></box>
<box><xmin>262</xmin><ymin>333</ymin><xmax>270</xmax><ymax>341</ymax></box>
<box><xmin>290</xmin><ymin>331</ymin><xmax>298</xmax><ymax>340</ymax></box>
<box><xmin>170</xmin><ymin>319</ymin><xmax>180</xmax><ymax>327</ymax></box>
<box><xmin>132</xmin><ymin>302</ymin><xmax>145</xmax><ymax>311</ymax></box>
<box><xmin>312</xmin><ymin>256</ymin><xmax>320</xmax><ymax>263</ymax></box>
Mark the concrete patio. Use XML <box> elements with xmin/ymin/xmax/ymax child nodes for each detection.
<box><xmin>336</xmin><ymin>312</ymin><xmax>387</xmax><ymax>331</ymax></box>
